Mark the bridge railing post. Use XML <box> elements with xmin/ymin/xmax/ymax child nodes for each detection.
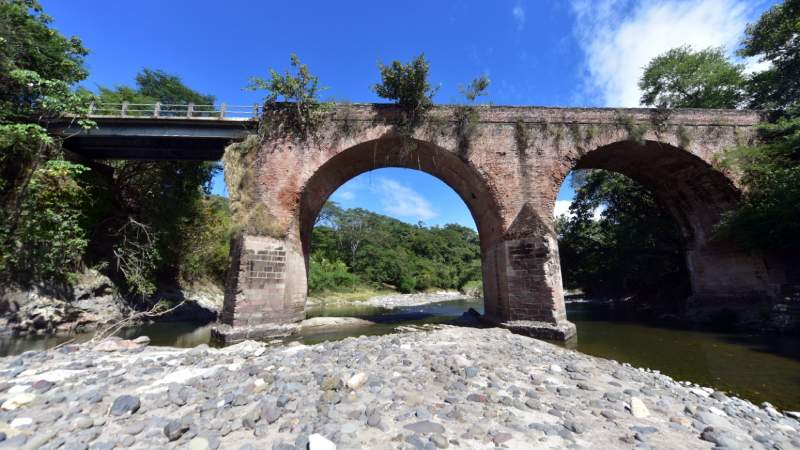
<box><xmin>252</xmin><ymin>103</ymin><xmax>260</xmax><ymax>118</ymax></box>
<box><xmin>187</xmin><ymin>103</ymin><xmax>194</xmax><ymax>118</ymax></box>
<box><xmin>219</xmin><ymin>103</ymin><xmax>227</xmax><ymax>119</ymax></box>
<box><xmin>121</xmin><ymin>101</ymin><xmax>129</xmax><ymax>117</ymax></box>
<box><xmin>153</xmin><ymin>102</ymin><xmax>161</xmax><ymax>118</ymax></box>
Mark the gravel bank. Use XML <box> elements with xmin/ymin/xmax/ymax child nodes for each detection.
<box><xmin>0</xmin><ymin>327</ymin><xmax>797</xmax><ymax>449</ymax></box>
<box><xmin>360</xmin><ymin>291</ymin><xmax>468</xmax><ymax>309</ymax></box>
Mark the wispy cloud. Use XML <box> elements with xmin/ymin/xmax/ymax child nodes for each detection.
<box><xmin>570</xmin><ymin>0</ymin><xmax>761</xmax><ymax>107</ymax></box>
<box><xmin>377</xmin><ymin>178</ymin><xmax>436</xmax><ymax>222</ymax></box>
<box><xmin>334</xmin><ymin>190</ymin><xmax>355</xmax><ymax>201</ymax></box>
<box><xmin>512</xmin><ymin>4</ymin><xmax>526</xmax><ymax>30</ymax></box>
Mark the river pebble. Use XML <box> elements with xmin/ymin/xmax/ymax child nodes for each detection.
<box><xmin>0</xmin><ymin>326</ymin><xmax>796</xmax><ymax>449</ymax></box>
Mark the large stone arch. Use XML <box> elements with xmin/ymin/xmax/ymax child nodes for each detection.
<box><xmin>548</xmin><ymin>133</ymin><xmax>782</xmax><ymax>319</ymax></box>
<box><xmin>297</xmin><ymin>137</ymin><xmax>505</xmax><ymax>319</ymax></box>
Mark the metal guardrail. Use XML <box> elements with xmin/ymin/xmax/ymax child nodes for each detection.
<box><xmin>87</xmin><ymin>102</ymin><xmax>261</xmax><ymax>120</ymax></box>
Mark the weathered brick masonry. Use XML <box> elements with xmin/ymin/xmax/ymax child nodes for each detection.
<box><xmin>217</xmin><ymin>104</ymin><xmax>790</xmax><ymax>341</ymax></box>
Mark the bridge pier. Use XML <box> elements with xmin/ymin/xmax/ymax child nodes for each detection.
<box><xmin>480</xmin><ymin>204</ymin><xmax>576</xmax><ymax>340</ymax></box>
<box><xmin>212</xmin><ymin>234</ymin><xmax>307</xmax><ymax>343</ymax></box>
<box><xmin>213</xmin><ymin>211</ymin><xmax>577</xmax><ymax>344</ymax></box>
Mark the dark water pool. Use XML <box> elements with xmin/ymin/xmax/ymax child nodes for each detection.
<box><xmin>2</xmin><ymin>298</ymin><xmax>799</xmax><ymax>411</ymax></box>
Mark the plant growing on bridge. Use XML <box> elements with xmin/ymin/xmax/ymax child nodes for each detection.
<box><xmin>618</xmin><ymin>113</ymin><xmax>649</xmax><ymax>145</ymax></box>
<box><xmin>247</xmin><ymin>54</ymin><xmax>330</xmax><ymax>140</ymax></box>
<box><xmin>222</xmin><ymin>136</ymin><xmax>284</xmax><ymax>239</ymax></box>
<box><xmin>373</xmin><ymin>53</ymin><xmax>439</xmax><ymax>140</ymax></box>
<box><xmin>454</xmin><ymin>75</ymin><xmax>490</xmax><ymax>154</ymax></box>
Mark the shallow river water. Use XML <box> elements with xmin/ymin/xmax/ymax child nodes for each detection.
<box><xmin>2</xmin><ymin>298</ymin><xmax>799</xmax><ymax>411</ymax></box>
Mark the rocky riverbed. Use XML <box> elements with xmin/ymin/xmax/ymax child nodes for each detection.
<box><xmin>0</xmin><ymin>326</ymin><xmax>798</xmax><ymax>450</ymax></box>
<box><xmin>307</xmin><ymin>291</ymin><xmax>472</xmax><ymax>311</ymax></box>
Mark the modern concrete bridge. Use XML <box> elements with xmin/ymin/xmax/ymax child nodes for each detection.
<box><xmin>51</xmin><ymin>102</ymin><xmax>792</xmax><ymax>341</ymax></box>
<box><xmin>51</xmin><ymin>102</ymin><xmax>258</xmax><ymax>160</ymax></box>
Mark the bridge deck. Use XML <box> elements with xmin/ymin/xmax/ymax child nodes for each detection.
<box><xmin>50</xmin><ymin>103</ymin><xmax>761</xmax><ymax>161</ymax></box>
<box><xmin>53</xmin><ymin>117</ymin><xmax>256</xmax><ymax>161</ymax></box>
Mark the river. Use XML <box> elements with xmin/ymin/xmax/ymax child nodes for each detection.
<box><xmin>2</xmin><ymin>297</ymin><xmax>799</xmax><ymax>411</ymax></box>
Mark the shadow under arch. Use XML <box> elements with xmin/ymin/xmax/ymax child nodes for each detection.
<box><xmin>555</xmin><ymin>138</ymin><xmax>775</xmax><ymax>309</ymax></box>
<box><xmin>298</xmin><ymin>137</ymin><xmax>504</xmax><ymax>314</ymax></box>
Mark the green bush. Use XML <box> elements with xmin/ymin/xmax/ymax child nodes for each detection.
<box><xmin>308</xmin><ymin>254</ymin><xmax>359</xmax><ymax>293</ymax></box>
<box><xmin>4</xmin><ymin>160</ymin><xmax>90</xmax><ymax>283</ymax></box>
<box><xmin>373</xmin><ymin>53</ymin><xmax>438</xmax><ymax>132</ymax></box>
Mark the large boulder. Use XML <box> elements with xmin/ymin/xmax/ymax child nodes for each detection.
<box><xmin>1</xmin><ymin>269</ymin><xmax>128</xmax><ymax>335</ymax></box>
<box><xmin>148</xmin><ymin>285</ymin><xmax>222</xmax><ymax>323</ymax></box>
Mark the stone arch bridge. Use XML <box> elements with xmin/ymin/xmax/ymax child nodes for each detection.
<box><xmin>57</xmin><ymin>104</ymin><xmax>790</xmax><ymax>342</ymax></box>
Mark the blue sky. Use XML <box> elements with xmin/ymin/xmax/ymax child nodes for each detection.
<box><xmin>42</xmin><ymin>0</ymin><xmax>777</xmax><ymax>228</ymax></box>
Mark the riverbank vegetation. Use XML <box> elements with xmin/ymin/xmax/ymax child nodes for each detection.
<box><xmin>558</xmin><ymin>0</ymin><xmax>799</xmax><ymax>304</ymax></box>
<box><xmin>309</xmin><ymin>202</ymin><xmax>481</xmax><ymax>295</ymax></box>
<box><xmin>0</xmin><ymin>1</ymin><xmax>230</xmax><ymax>309</ymax></box>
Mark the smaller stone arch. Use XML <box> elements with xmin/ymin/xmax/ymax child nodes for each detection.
<box><xmin>551</xmin><ymin>137</ymin><xmax>780</xmax><ymax>316</ymax></box>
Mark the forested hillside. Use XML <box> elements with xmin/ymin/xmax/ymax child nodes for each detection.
<box><xmin>309</xmin><ymin>202</ymin><xmax>481</xmax><ymax>294</ymax></box>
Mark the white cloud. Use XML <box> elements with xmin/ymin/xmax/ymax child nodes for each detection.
<box><xmin>554</xmin><ymin>199</ymin><xmax>605</xmax><ymax>220</ymax></box>
<box><xmin>334</xmin><ymin>190</ymin><xmax>355</xmax><ymax>201</ymax></box>
<box><xmin>570</xmin><ymin>0</ymin><xmax>761</xmax><ymax>107</ymax></box>
<box><xmin>377</xmin><ymin>178</ymin><xmax>437</xmax><ymax>222</ymax></box>
<box><xmin>554</xmin><ymin>200</ymin><xmax>574</xmax><ymax>218</ymax></box>
<box><xmin>512</xmin><ymin>4</ymin><xmax>526</xmax><ymax>30</ymax></box>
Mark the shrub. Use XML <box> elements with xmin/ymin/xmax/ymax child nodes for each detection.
<box><xmin>373</xmin><ymin>53</ymin><xmax>438</xmax><ymax>132</ymax></box>
<box><xmin>308</xmin><ymin>254</ymin><xmax>359</xmax><ymax>293</ymax></box>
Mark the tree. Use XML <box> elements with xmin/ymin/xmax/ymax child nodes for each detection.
<box><xmin>715</xmin><ymin>0</ymin><xmax>800</xmax><ymax>253</ymax></box>
<box><xmin>639</xmin><ymin>46</ymin><xmax>746</xmax><ymax>108</ymax></box>
<box><xmin>459</xmin><ymin>75</ymin><xmax>490</xmax><ymax>102</ymax></box>
<box><xmin>557</xmin><ymin>171</ymin><xmax>688</xmax><ymax>304</ymax></box>
<box><xmin>740</xmin><ymin>0</ymin><xmax>800</xmax><ymax>112</ymax></box>
<box><xmin>309</xmin><ymin>203</ymin><xmax>482</xmax><ymax>293</ymax></box>
<box><xmin>0</xmin><ymin>0</ymin><xmax>92</xmax><ymax>284</ymax></box>
<box><xmin>88</xmin><ymin>70</ymin><xmax>226</xmax><ymax>295</ymax></box>
<box><xmin>135</xmin><ymin>69</ymin><xmax>214</xmax><ymax>105</ymax></box>
<box><xmin>247</xmin><ymin>54</ymin><xmax>328</xmax><ymax>139</ymax></box>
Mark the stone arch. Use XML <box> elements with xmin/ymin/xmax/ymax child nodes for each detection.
<box><xmin>552</xmin><ymin>138</ymin><xmax>777</xmax><ymax>311</ymax></box>
<box><xmin>297</xmin><ymin>137</ymin><xmax>505</xmax><ymax>318</ymax></box>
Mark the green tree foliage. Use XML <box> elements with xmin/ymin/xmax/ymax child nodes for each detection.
<box><xmin>247</xmin><ymin>54</ymin><xmax>328</xmax><ymax>139</ymax></box>
<box><xmin>84</xmin><ymin>69</ymin><xmax>215</xmax><ymax>118</ymax></box>
<box><xmin>309</xmin><ymin>202</ymin><xmax>480</xmax><ymax>294</ymax></box>
<box><xmin>556</xmin><ymin>171</ymin><xmax>688</xmax><ymax>303</ymax></box>
<box><xmin>740</xmin><ymin>0</ymin><xmax>800</xmax><ymax>112</ymax></box>
<box><xmin>373</xmin><ymin>53</ymin><xmax>438</xmax><ymax>130</ymax></box>
<box><xmin>716</xmin><ymin>0</ymin><xmax>800</xmax><ymax>253</ymax></box>
<box><xmin>639</xmin><ymin>46</ymin><xmax>746</xmax><ymax>108</ymax></box>
<box><xmin>459</xmin><ymin>75</ymin><xmax>491</xmax><ymax>102</ymax></box>
<box><xmin>308</xmin><ymin>255</ymin><xmax>358</xmax><ymax>293</ymax></box>
<box><xmin>9</xmin><ymin>161</ymin><xmax>90</xmax><ymax>282</ymax></box>
<box><xmin>88</xmin><ymin>71</ymin><xmax>228</xmax><ymax>294</ymax></box>
<box><xmin>0</xmin><ymin>0</ymin><xmax>92</xmax><ymax>284</ymax></box>
<box><xmin>135</xmin><ymin>69</ymin><xmax>214</xmax><ymax>105</ymax></box>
